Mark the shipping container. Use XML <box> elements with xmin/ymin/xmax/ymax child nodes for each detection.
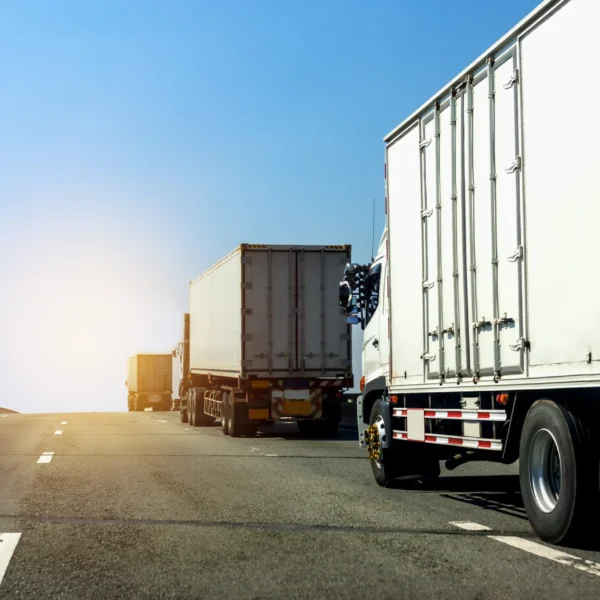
<box><xmin>126</xmin><ymin>354</ymin><xmax>173</xmax><ymax>411</ymax></box>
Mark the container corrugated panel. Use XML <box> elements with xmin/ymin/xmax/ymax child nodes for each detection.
<box><xmin>128</xmin><ymin>355</ymin><xmax>172</xmax><ymax>393</ymax></box>
<box><xmin>386</xmin><ymin>0</ymin><xmax>600</xmax><ymax>392</ymax></box>
<box><xmin>189</xmin><ymin>244</ymin><xmax>352</xmax><ymax>380</ymax></box>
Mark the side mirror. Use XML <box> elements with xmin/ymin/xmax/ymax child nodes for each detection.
<box><xmin>346</xmin><ymin>315</ymin><xmax>361</xmax><ymax>325</ymax></box>
<box><xmin>338</xmin><ymin>282</ymin><xmax>351</xmax><ymax>310</ymax></box>
<box><xmin>125</xmin><ymin>381</ymin><xmax>128</xmax><ymax>387</ymax></box>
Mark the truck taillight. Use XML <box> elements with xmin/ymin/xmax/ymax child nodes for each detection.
<box><xmin>336</xmin><ymin>390</ymin><xmax>343</xmax><ymax>400</ymax></box>
<box><xmin>496</xmin><ymin>393</ymin><xmax>509</xmax><ymax>406</ymax></box>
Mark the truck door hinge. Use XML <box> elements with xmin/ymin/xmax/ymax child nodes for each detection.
<box><xmin>473</xmin><ymin>317</ymin><xmax>492</xmax><ymax>330</ymax></box>
<box><xmin>421</xmin><ymin>353</ymin><xmax>436</xmax><ymax>363</ymax></box>
<box><xmin>509</xmin><ymin>338</ymin><xmax>529</xmax><ymax>352</ymax></box>
<box><xmin>503</xmin><ymin>69</ymin><xmax>519</xmax><ymax>90</ymax></box>
<box><xmin>507</xmin><ymin>246</ymin><xmax>523</xmax><ymax>262</ymax></box>
<box><xmin>494</xmin><ymin>313</ymin><xmax>515</xmax><ymax>327</ymax></box>
<box><xmin>506</xmin><ymin>156</ymin><xmax>522</xmax><ymax>174</ymax></box>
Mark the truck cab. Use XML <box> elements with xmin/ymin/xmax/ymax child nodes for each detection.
<box><xmin>340</xmin><ymin>231</ymin><xmax>389</xmax><ymax>443</ymax></box>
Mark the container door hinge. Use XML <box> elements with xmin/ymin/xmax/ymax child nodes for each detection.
<box><xmin>473</xmin><ymin>317</ymin><xmax>492</xmax><ymax>330</ymax></box>
<box><xmin>494</xmin><ymin>313</ymin><xmax>515</xmax><ymax>327</ymax></box>
<box><xmin>421</xmin><ymin>208</ymin><xmax>433</xmax><ymax>219</ymax></box>
<box><xmin>507</xmin><ymin>246</ymin><xmax>523</xmax><ymax>262</ymax></box>
<box><xmin>509</xmin><ymin>338</ymin><xmax>529</xmax><ymax>352</ymax></box>
<box><xmin>506</xmin><ymin>156</ymin><xmax>522</xmax><ymax>174</ymax></box>
<box><xmin>419</xmin><ymin>138</ymin><xmax>432</xmax><ymax>150</ymax></box>
<box><xmin>421</xmin><ymin>353</ymin><xmax>436</xmax><ymax>363</ymax></box>
<box><xmin>503</xmin><ymin>69</ymin><xmax>519</xmax><ymax>90</ymax></box>
<box><xmin>423</xmin><ymin>280</ymin><xmax>435</xmax><ymax>290</ymax></box>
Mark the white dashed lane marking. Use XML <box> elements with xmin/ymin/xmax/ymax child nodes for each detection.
<box><xmin>450</xmin><ymin>521</ymin><xmax>491</xmax><ymax>531</ymax></box>
<box><xmin>0</xmin><ymin>533</ymin><xmax>22</xmax><ymax>587</ymax></box>
<box><xmin>490</xmin><ymin>536</ymin><xmax>600</xmax><ymax>577</ymax></box>
<box><xmin>449</xmin><ymin>522</ymin><xmax>600</xmax><ymax>577</ymax></box>
<box><xmin>54</xmin><ymin>430</ymin><xmax>62</xmax><ymax>435</ymax></box>
<box><xmin>158</xmin><ymin>420</ymin><xmax>168</xmax><ymax>423</ymax></box>
<box><xmin>61</xmin><ymin>421</ymin><xmax>67</xmax><ymax>425</ymax></box>
<box><xmin>37</xmin><ymin>452</ymin><xmax>54</xmax><ymax>464</ymax></box>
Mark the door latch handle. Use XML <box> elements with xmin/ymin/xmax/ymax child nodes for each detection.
<box><xmin>372</xmin><ymin>339</ymin><xmax>379</xmax><ymax>348</ymax></box>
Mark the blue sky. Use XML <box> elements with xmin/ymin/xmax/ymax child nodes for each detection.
<box><xmin>0</xmin><ymin>0</ymin><xmax>539</xmax><ymax>413</ymax></box>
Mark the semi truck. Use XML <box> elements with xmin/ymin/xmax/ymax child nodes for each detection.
<box><xmin>176</xmin><ymin>243</ymin><xmax>353</xmax><ymax>437</ymax></box>
<box><xmin>126</xmin><ymin>354</ymin><xmax>173</xmax><ymax>412</ymax></box>
<box><xmin>339</xmin><ymin>0</ymin><xmax>600</xmax><ymax>545</ymax></box>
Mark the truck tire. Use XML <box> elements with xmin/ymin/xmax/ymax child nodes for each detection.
<box><xmin>221</xmin><ymin>393</ymin><xmax>230</xmax><ymax>435</ymax></box>
<box><xmin>519</xmin><ymin>399</ymin><xmax>598</xmax><ymax>544</ymax></box>
<box><xmin>228</xmin><ymin>401</ymin><xmax>246</xmax><ymax>437</ymax></box>
<box><xmin>368</xmin><ymin>399</ymin><xmax>403</xmax><ymax>486</ymax></box>
<box><xmin>180</xmin><ymin>407</ymin><xmax>188</xmax><ymax>423</ymax></box>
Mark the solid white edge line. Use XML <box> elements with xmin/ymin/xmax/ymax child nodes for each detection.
<box><xmin>450</xmin><ymin>521</ymin><xmax>492</xmax><ymax>531</ymax></box>
<box><xmin>263</xmin><ymin>454</ymin><xmax>278</xmax><ymax>457</ymax></box>
<box><xmin>54</xmin><ymin>430</ymin><xmax>62</xmax><ymax>435</ymax></box>
<box><xmin>0</xmin><ymin>533</ymin><xmax>22</xmax><ymax>586</ymax></box>
<box><xmin>489</xmin><ymin>536</ymin><xmax>600</xmax><ymax>577</ymax></box>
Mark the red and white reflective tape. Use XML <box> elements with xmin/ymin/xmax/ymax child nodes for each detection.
<box><xmin>393</xmin><ymin>408</ymin><xmax>506</xmax><ymax>422</ymax></box>
<box><xmin>317</xmin><ymin>379</ymin><xmax>344</xmax><ymax>388</ymax></box>
<box><xmin>392</xmin><ymin>430</ymin><xmax>502</xmax><ymax>451</ymax></box>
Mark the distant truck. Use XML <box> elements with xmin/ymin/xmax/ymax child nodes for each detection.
<box><xmin>126</xmin><ymin>354</ymin><xmax>173</xmax><ymax>412</ymax></box>
<box><xmin>339</xmin><ymin>0</ymin><xmax>600</xmax><ymax>545</ymax></box>
<box><xmin>175</xmin><ymin>243</ymin><xmax>353</xmax><ymax>437</ymax></box>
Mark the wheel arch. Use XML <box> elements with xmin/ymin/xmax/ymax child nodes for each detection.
<box><xmin>360</xmin><ymin>376</ymin><xmax>387</xmax><ymax>426</ymax></box>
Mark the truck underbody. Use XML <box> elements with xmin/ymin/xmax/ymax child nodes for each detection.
<box><xmin>179</xmin><ymin>373</ymin><xmax>348</xmax><ymax>437</ymax></box>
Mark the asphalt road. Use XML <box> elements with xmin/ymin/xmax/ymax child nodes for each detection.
<box><xmin>1</xmin><ymin>411</ymin><xmax>600</xmax><ymax>599</ymax></box>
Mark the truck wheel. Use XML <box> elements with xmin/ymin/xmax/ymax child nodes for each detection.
<box><xmin>244</xmin><ymin>425</ymin><xmax>258</xmax><ymax>437</ymax></box>
<box><xmin>221</xmin><ymin>393</ymin><xmax>230</xmax><ymax>435</ymax></box>
<box><xmin>190</xmin><ymin>389</ymin><xmax>202</xmax><ymax>426</ymax></box>
<box><xmin>323</xmin><ymin>418</ymin><xmax>339</xmax><ymax>437</ymax></box>
<box><xmin>519</xmin><ymin>399</ymin><xmax>598</xmax><ymax>544</ymax></box>
<box><xmin>180</xmin><ymin>394</ymin><xmax>189</xmax><ymax>423</ymax></box>
<box><xmin>228</xmin><ymin>401</ymin><xmax>246</xmax><ymax>437</ymax></box>
<box><xmin>297</xmin><ymin>419</ymin><xmax>319</xmax><ymax>437</ymax></box>
<box><xmin>368</xmin><ymin>399</ymin><xmax>402</xmax><ymax>487</ymax></box>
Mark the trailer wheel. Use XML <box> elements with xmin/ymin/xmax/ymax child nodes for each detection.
<box><xmin>190</xmin><ymin>389</ymin><xmax>202</xmax><ymax>427</ymax></box>
<box><xmin>221</xmin><ymin>393</ymin><xmax>230</xmax><ymax>435</ymax></box>
<box><xmin>180</xmin><ymin>397</ymin><xmax>188</xmax><ymax>423</ymax></box>
<box><xmin>519</xmin><ymin>399</ymin><xmax>597</xmax><ymax>544</ymax></box>
<box><xmin>368</xmin><ymin>399</ymin><xmax>402</xmax><ymax>487</ymax></box>
<box><xmin>228</xmin><ymin>401</ymin><xmax>246</xmax><ymax>437</ymax></box>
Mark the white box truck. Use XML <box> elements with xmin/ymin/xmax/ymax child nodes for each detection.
<box><xmin>177</xmin><ymin>243</ymin><xmax>353</xmax><ymax>437</ymax></box>
<box><xmin>339</xmin><ymin>0</ymin><xmax>600</xmax><ymax>545</ymax></box>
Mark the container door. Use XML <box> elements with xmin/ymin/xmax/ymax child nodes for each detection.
<box><xmin>298</xmin><ymin>249</ymin><xmax>351</xmax><ymax>374</ymax></box>
<box><xmin>243</xmin><ymin>249</ymin><xmax>296</xmax><ymax>373</ymax></box>
<box><xmin>467</xmin><ymin>48</ymin><xmax>523</xmax><ymax>378</ymax></box>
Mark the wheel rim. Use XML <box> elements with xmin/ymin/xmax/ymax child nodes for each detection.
<box><xmin>529</xmin><ymin>428</ymin><xmax>562</xmax><ymax>513</ymax></box>
<box><xmin>368</xmin><ymin>415</ymin><xmax>386</xmax><ymax>469</ymax></box>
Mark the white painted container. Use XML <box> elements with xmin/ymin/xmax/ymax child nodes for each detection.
<box><xmin>189</xmin><ymin>244</ymin><xmax>352</xmax><ymax>381</ymax></box>
<box><xmin>385</xmin><ymin>0</ymin><xmax>600</xmax><ymax>394</ymax></box>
